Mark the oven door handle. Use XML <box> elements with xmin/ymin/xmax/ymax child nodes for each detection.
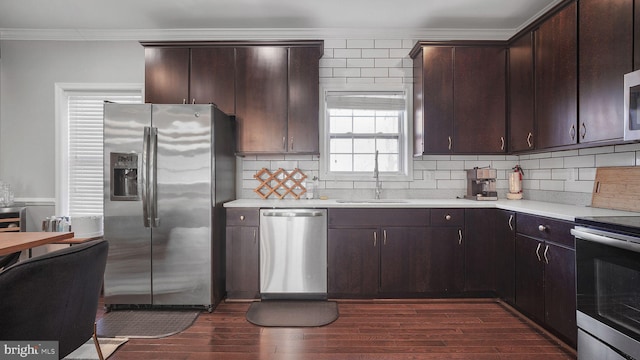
<box><xmin>571</xmin><ymin>228</ymin><xmax>640</xmax><ymax>253</ymax></box>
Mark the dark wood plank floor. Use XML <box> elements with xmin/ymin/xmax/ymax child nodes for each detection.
<box><xmin>101</xmin><ymin>299</ymin><xmax>576</xmax><ymax>360</ymax></box>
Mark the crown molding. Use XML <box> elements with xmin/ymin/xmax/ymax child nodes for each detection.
<box><xmin>0</xmin><ymin>27</ymin><xmax>516</xmax><ymax>41</ymax></box>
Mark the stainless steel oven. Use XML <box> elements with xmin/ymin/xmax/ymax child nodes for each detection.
<box><xmin>572</xmin><ymin>216</ymin><xmax>640</xmax><ymax>360</ymax></box>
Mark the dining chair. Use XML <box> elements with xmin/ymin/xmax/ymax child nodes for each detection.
<box><xmin>0</xmin><ymin>239</ymin><xmax>109</xmax><ymax>359</ymax></box>
<box><xmin>0</xmin><ymin>251</ymin><xmax>21</xmax><ymax>270</ymax></box>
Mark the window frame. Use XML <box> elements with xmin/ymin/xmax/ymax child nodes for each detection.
<box><xmin>319</xmin><ymin>83</ymin><xmax>413</xmax><ymax>181</ymax></box>
<box><xmin>54</xmin><ymin>83</ymin><xmax>143</xmax><ymax>216</ymax></box>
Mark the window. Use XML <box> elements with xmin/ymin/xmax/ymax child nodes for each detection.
<box><xmin>320</xmin><ymin>85</ymin><xmax>411</xmax><ymax>180</ymax></box>
<box><xmin>55</xmin><ymin>84</ymin><xmax>142</xmax><ymax>217</ymax></box>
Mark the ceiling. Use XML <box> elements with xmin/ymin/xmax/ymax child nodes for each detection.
<box><xmin>0</xmin><ymin>0</ymin><xmax>562</xmax><ymax>40</ymax></box>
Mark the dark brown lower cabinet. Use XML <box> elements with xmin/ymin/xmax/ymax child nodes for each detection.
<box><xmin>464</xmin><ymin>209</ymin><xmax>496</xmax><ymax>293</ymax></box>
<box><xmin>515</xmin><ymin>234</ymin><xmax>545</xmax><ymax>321</ymax></box>
<box><xmin>327</xmin><ymin>228</ymin><xmax>378</xmax><ymax>298</ymax></box>
<box><xmin>428</xmin><ymin>227</ymin><xmax>465</xmax><ymax>293</ymax></box>
<box><xmin>495</xmin><ymin>210</ymin><xmax>516</xmax><ymax>304</ymax></box>
<box><xmin>380</xmin><ymin>227</ymin><xmax>430</xmax><ymax>294</ymax></box>
<box><xmin>225</xmin><ymin>208</ymin><xmax>260</xmax><ymax>299</ymax></box>
<box><xmin>515</xmin><ymin>228</ymin><xmax>576</xmax><ymax>347</ymax></box>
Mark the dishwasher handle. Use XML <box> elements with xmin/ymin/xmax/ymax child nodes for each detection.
<box><xmin>261</xmin><ymin>210</ymin><xmax>325</xmax><ymax>217</ymax></box>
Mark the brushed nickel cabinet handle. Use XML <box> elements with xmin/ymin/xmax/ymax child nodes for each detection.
<box><xmin>383</xmin><ymin>229</ymin><xmax>387</xmax><ymax>245</ymax></box>
<box><xmin>448</xmin><ymin>136</ymin><xmax>452</xmax><ymax>150</ymax></box>
<box><xmin>538</xmin><ymin>224</ymin><xmax>547</xmax><ymax>232</ymax></box>
<box><xmin>290</xmin><ymin>137</ymin><xmax>294</xmax><ymax>151</ymax></box>
<box><xmin>570</xmin><ymin>124</ymin><xmax>576</xmax><ymax>141</ymax></box>
<box><xmin>543</xmin><ymin>245</ymin><xmax>549</xmax><ymax>264</ymax></box>
<box><xmin>192</xmin><ymin>99</ymin><xmax>196</xmax><ymax>104</ymax></box>
<box><xmin>253</xmin><ymin>229</ymin><xmax>257</xmax><ymax>244</ymax></box>
<box><xmin>581</xmin><ymin>123</ymin><xmax>586</xmax><ymax>140</ymax></box>
<box><xmin>182</xmin><ymin>99</ymin><xmax>186</xmax><ymax>104</ymax></box>
<box><xmin>458</xmin><ymin>229</ymin><xmax>463</xmax><ymax>245</ymax></box>
<box><xmin>536</xmin><ymin>243</ymin><xmax>542</xmax><ymax>262</ymax></box>
<box><xmin>240</xmin><ymin>215</ymin><xmax>245</xmax><ymax>221</ymax></box>
<box><xmin>508</xmin><ymin>214</ymin><xmax>514</xmax><ymax>231</ymax></box>
<box><xmin>527</xmin><ymin>132</ymin><xmax>533</xmax><ymax>148</ymax></box>
<box><xmin>445</xmin><ymin>214</ymin><xmax>451</xmax><ymax>221</ymax></box>
<box><xmin>500</xmin><ymin>136</ymin><xmax>505</xmax><ymax>151</ymax></box>
<box><xmin>373</xmin><ymin>231</ymin><xmax>377</xmax><ymax>247</ymax></box>
<box><xmin>282</xmin><ymin>137</ymin><xmax>286</xmax><ymax>150</ymax></box>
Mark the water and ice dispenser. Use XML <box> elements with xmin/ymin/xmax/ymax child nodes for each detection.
<box><xmin>110</xmin><ymin>152</ymin><xmax>139</xmax><ymax>201</ymax></box>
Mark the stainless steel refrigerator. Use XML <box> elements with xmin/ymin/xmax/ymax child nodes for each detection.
<box><xmin>103</xmin><ymin>103</ymin><xmax>235</xmax><ymax>310</ymax></box>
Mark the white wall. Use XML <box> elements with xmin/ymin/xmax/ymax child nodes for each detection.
<box><xmin>0</xmin><ymin>40</ymin><xmax>143</xmax><ymax>229</ymax></box>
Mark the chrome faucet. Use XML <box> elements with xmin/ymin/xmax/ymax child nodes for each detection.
<box><xmin>374</xmin><ymin>150</ymin><xmax>381</xmax><ymax>199</ymax></box>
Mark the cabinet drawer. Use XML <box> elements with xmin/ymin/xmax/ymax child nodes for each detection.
<box><xmin>516</xmin><ymin>213</ymin><xmax>574</xmax><ymax>248</ymax></box>
<box><xmin>329</xmin><ymin>208</ymin><xmax>429</xmax><ymax>227</ymax></box>
<box><xmin>226</xmin><ymin>208</ymin><xmax>259</xmax><ymax>227</ymax></box>
<box><xmin>430</xmin><ymin>209</ymin><xmax>465</xmax><ymax>227</ymax></box>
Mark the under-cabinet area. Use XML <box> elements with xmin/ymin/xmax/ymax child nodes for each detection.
<box><xmin>224</xmin><ymin>203</ymin><xmax>581</xmax><ymax>348</ymax></box>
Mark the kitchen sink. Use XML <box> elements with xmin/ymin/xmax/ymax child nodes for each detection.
<box><xmin>335</xmin><ymin>199</ymin><xmax>409</xmax><ymax>204</ymax></box>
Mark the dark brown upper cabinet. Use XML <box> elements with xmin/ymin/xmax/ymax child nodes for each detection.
<box><xmin>144</xmin><ymin>47</ymin><xmax>190</xmax><ymax>105</ymax></box>
<box><xmin>508</xmin><ymin>32</ymin><xmax>535</xmax><ymax>152</ymax></box>
<box><xmin>190</xmin><ymin>47</ymin><xmax>236</xmax><ymax>115</ymax></box>
<box><xmin>235</xmin><ymin>44</ymin><xmax>322</xmax><ymax>155</ymax></box>
<box><xmin>578</xmin><ymin>0</ymin><xmax>632</xmax><ymax>144</ymax></box>
<box><xmin>235</xmin><ymin>46</ymin><xmax>289</xmax><ymax>154</ymax></box>
<box><xmin>411</xmin><ymin>43</ymin><xmax>506</xmax><ymax>155</ymax></box>
<box><xmin>535</xmin><ymin>2</ymin><xmax>577</xmax><ymax>149</ymax></box>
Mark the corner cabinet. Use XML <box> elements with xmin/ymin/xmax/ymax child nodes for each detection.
<box><xmin>508</xmin><ymin>33</ymin><xmax>535</xmax><ymax>152</ymax></box>
<box><xmin>410</xmin><ymin>42</ymin><xmax>506</xmax><ymax>155</ymax></box>
<box><xmin>534</xmin><ymin>2</ymin><xmax>578</xmax><ymax>149</ymax></box>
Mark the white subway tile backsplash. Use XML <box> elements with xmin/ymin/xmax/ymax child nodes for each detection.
<box><xmin>361</xmin><ymin>68</ymin><xmax>389</xmax><ymax>77</ymax></box>
<box><xmin>615</xmin><ymin>143</ymin><xmax>640</xmax><ymax>152</ymax></box>
<box><xmin>375</xmin><ymin>58</ymin><xmax>403</xmax><ymax>68</ymax></box>
<box><xmin>375</xmin><ymin>39</ymin><xmax>403</xmax><ymax>48</ymax></box>
<box><xmin>333</xmin><ymin>48</ymin><xmax>362</xmax><ymax>58</ymax></box>
<box><xmin>320</xmin><ymin>77</ymin><xmax>348</xmax><ymax>85</ymax></box>
<box><xmin>539</xmin><ymin>157</ymin><xmax>564</xmax><ymax>168</ymax></box>
<box><xmin>347</xmin><ymin>77</ymin><xmax>375</xmax><ymax>84</ymax></box>
<box><xmin>564</xmin><ymin>180</ymin><xmax>594</xmax><ymax>193</ymax></box>
<box><xmin>595</xmin><ymin>152</ymin><xmax>636</xmax><ymax>167</ymax></box>
<box><xmin>410</xmin><ymin>179</ymin><xmax>437</xmax><ymax>189</ymax></box>
<box><xmin>322</xmin><ymin>49</ymin><xmax>334</xmax><ymax>58</ymax></box>
<box><xmin>319</xmin><ymin>67</ymin><xmax>333</xmax><ymax>77</ymax></box>
<box><xmin>540</xmin><ymin>180</ymin><xmax>564</xmax><ymax>191</ymax></box>
<box><xmin>333</xmin><ymin>68</ymin><xmax>361</xmax><ymax>77</ymax></box>
<box><xmin>523</xmin><ymin>179</ymin><xmax>540</xmax><ymax>190</ymax></box>
<box><xmin>437</xmin><ymin>179</ymin><xmax>466</xmax><ymax>189</ymax></box>
<box><xmin>579</xmin><ymin>167</ymin><xmax>597</xmax><ymax>181</ymax></box>
<box><xmin>390</xmin><ymin>49</ymin><xmax>410</xmax><ymax>58</ymax></box>
<box><xmin>434</xmin><ymin>171</ymin><xmax>451</xmax><ymax>180</ymax></box>
<box><xmin>319</xmin><ymin>58</ymin><xmax>347</xmax><ymax>68</ymax></box>
<box><xmin>563</xmin><ymin>155</ymin><xmax>594</xmax><ymax>168</ymax></box>
<box><xmin>520</xmin><ymin>159</ymin><xmax>540</xmax><ymax>170</ymax></box>
<box><xmin>388</xmin><ymin>67</ymin><xmax>410</xmax><ymax>78</ymax></box>
<box><xmin>413</xmin><ymin>160</ymin><xmax>437</xmax><ymax>170</ymax></box>
<box><xmin>551</xmin><ymin>168</ymin><xmax>572</xmax><ymax>180</ymax></box>
<box><xmin>347</xmin><ymin>58</ymin><xmax>375</xmax><ymax>67</ymax></box>
<box><xmin>579</xmin><ymin>146</ymin><xmax>614</xmax><ymax>155</ymax></box>
<box><xmin>324</xmin><ymin>39</ymin><xmax>347</xmax><ymax>49</ymax></box>
<box><xmin>436</xmin><ymin>161</ymin><xmax>465</xmax><ymax>170</ymax></box>
<box><xmin>362</xmin><ymin>49</ymin><xmax>389</xmax><ymax>58</ymax></box>
<box><xmin>528</xmin><ymin>169</ymin><xmax>552</xmax><ymax>180</ymax></box>
<box><xmin>375</xmin><ymin>77</ymin><xmax>404</xmax><ymax>84</ymax></box>
<box><xmin>551</xmin><ymin>149</ymin><xmax>579</xmax><ymax>158</ymax></box>
<box><xmin>347</xmin><ymin>39</ymin><xmax>374</xmax><ymax>48</ymax></box>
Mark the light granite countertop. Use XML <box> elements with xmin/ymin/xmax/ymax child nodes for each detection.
<box><xmin>223</xmin><ymin>198</ymin><xmax>639</xmax><ymax>222</ymax></box>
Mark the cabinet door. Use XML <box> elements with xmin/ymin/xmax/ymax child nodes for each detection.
<box><xmin>225</xmin><ymin>226</ymin><xmax>259</xmax><ymax>299</ymax></box>
<box><xmin>544</xmin><ymin>242</ymin><xmax>577</xmax><ymax>347</ymax></box>
<box><xmin>495</xmin><ymin>210</ymin><xmax>516</xmax><ymax>304</ymax></box>
<box><xmin>535</xmin><ymin>2</ymin><xmax>577</xmax><ymax>149</ymax></box>
<box><xmin>380</xmin><ymin>227</ymin><xmax>429</xmax><ymax>293</ymax></box>
<box><xmin>515</xmin><ymin>234</ymin><xmax>545</xmax><ymax>321</ymax></box>
<box><xmin>578</xmin><ymin>0</ymin><xmax>632</xmax><ymax>144</ymax></box>
<box><xmin>454</xmin><ymin>47</ymin><xmax>506</xmax><ymax>153</ymax></box>
<box><xmin>190</xmin><ymin>47</ymin><xmax>236</xmax><ymax>115</ymax></box>
<box><xmin>235</xmin><ymin>47</ymin><xmax>288</xmax><ymax>154</ymax></box>
<box><xmin>288</xmin><ymin>47</ymin><xmax>321</xmax><ymax>154</ymax></box>
<box><xmin>328</xmin><ymin>228</ymin><xmax>379</xmax><ymax>298</ymax></box>
<box><xmin>464</xmin><ymin>209</ymin><xmax>496</xmax><ymax>292</ymax></box>
<box><xmin>426</xmin><ymin>227</ymin><xmax>465</xmax><ymax>293</ymax></box>
<box><xmin>422</xmin><ymin>46</ymin><xmax>454</xmax><ymax>153</ymax></box>
<box><xmin>144</xmin><ymin>47</ymin><xmax>189</xmax><ymax>104</ymax></box>
<box><xmin>509</xmin><ymin>33</ymin><xmax>535</xmax><ymax>152</ymax></box>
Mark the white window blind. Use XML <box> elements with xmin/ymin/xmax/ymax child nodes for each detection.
<box><xmin>67</xmin><ymin>92</ymin><xmax>141</xmax><ymax>216</ymax></box>
<box><xmin>325</xmin><ymin>91</ymin><xmax>407</xmax><ymax>174</ymax></box>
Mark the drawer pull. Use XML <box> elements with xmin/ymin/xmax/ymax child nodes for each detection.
<box><xmin>373</xmin><ymin>232</ymin><xmax>377</xmax><ymax>247</ymax></box>
<box><xmin>240</xmin><ymin>215</ymin><xmax>245</xmax><ymax>221</ymax></box>
<box><xmin>536</xmin><ymin>243</ymin><xmax>542</xmax><ymax>262</ymax></box>
<box><xmin>445</xmin><ymin>214</ymin><xmax>451</xmax><ymax>221</ymax></box>
<box><xmin>538</xmin><ymin>225</ymin><xmax>547</xmax><ymax>232</ymax></box>
<box><xmin>543</xmin><ymin>245</ymin><xmax>549</xmax><ymax>264</ymax></box>
<box><xmin>458</xmin><ymin>229</ymin><xmax>463</xmax><ymax>245</ymax></box>
<box><xmin>508</xmin><ymin>214</ymin><xmax>514</xmax><ymax>231</ymax></box>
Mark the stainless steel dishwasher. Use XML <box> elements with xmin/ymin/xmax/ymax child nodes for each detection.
<box><xmin>259</xmin><ymin>209</ymin><xmax>327</xmax><ymax>300</ymax></box>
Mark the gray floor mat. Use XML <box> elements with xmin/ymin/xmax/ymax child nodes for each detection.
<box><xmin>97</xmin><ymin>310</ymin><xmax>199</xmax><ymax>338</ymax></box>
<box><xmin>246</xmin><ymin>300</ymin><xmax>339</xmax><ymax>327</ymax></box>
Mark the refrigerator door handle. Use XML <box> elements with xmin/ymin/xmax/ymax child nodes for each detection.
<box><xmin>142</xmin><ymin>126</ymin><xmax>151</xmax><ymax>228</ymax></box>
<box><xmin>149</xmin><ymin>127</ymin><xmax>159</xmax><ymax>228</ymax></box>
